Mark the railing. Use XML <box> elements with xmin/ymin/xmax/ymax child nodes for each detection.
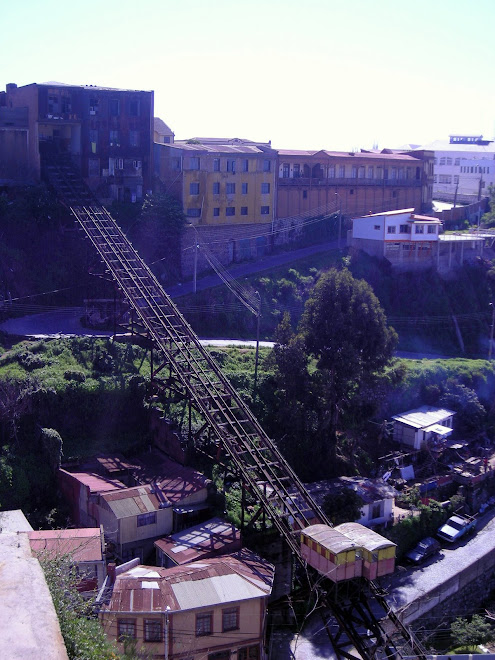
<box><xmin>278</xmin><ymin>176</ymin><xmax>421</xmax><ymax>187</ymax></box>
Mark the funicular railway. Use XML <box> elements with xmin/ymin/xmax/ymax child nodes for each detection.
<box><xmin>45</xmin><ymin>157</ymin><xmax>428</xmax><ymax>659</ymax></box>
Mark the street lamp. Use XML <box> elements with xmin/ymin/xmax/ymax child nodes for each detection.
<box><xmin>335</xmin><ymin>192</ymin><xmax>342</xmax><ymax>250</ymax></box>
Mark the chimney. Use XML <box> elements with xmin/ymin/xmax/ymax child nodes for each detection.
<box><xmin>107</xmin><ymin>562</ymin><xmax>116</xmax><ymax>584</ymax></box>
<box><xmin>6</xmin><ymin>83</ymin><xmax>17</xmax><ymax>93</ymax></box>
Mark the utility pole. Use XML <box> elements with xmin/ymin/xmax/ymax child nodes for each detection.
<box><xmin>489</xmin><ymin>303</ymin><xmax>495</xmax><ymax>360</ymax></box>
<box><xmin>335</xmin><ymin>192</ymin><xmax>342</xmax><ymax>250</ymax></box>
<box><xmin>193</xmin><ymin>236</ymin><xmax>199</xmax><ymax>294</ymax></box>
<box><xmin>254</xmin><ymin>291</ymin><xmax>261</xmax><ymax>390</ymax></box>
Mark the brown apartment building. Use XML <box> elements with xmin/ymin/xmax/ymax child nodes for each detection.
<box><xmin>276</xmin><ymin>148</ymin><xmax>434</xmax><ymax>220</ymax></box>
<box><xmin>0</xmin><ymin>81</ymin><xmax>154</xmax><ymax>203</ymax></box>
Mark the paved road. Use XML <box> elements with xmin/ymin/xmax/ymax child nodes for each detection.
<box><xmin>383</xmin><ymin>507</ymin><xmax>495</xmax><ymax>623</ymax></box>
<box><xmin>166</xmin><ymin>239</ymin><xmax>340</xmax><ymax>298</ymax></box>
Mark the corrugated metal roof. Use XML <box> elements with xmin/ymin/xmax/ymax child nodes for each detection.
<box><xmin>28</xmin><ymin>529</ymin><xmax>103</xmax><ymax>562</ymax></box>
<box><xmin>172</xmin><ymin>573</ymin><xmax>264</xmax><ymax>609</ymax></box>
<box><xmin>103</xmin><ymin>552</ymin><xmax>274</xmax><ymax>615</ymax></box>
<box><xmin>392</xmin><ymin>406</ymin><xmax>455</xmax><ymax>429</ymax></box>
<box><xmin>336</xmin><ymin>523</ymin><xmax>396</xmax><ymax>552</ymax></box>
<box><xmin>302</xmin><ymin>524</ymin><xmax>358</xmax><ymax>554</ymax></box>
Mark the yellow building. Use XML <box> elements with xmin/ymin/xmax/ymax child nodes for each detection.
<box><xmin>100</xmin><ymin>551</ymin><xmax>274</xmax><ymax>660</ymax></box>
<box><xmin>154</xmin><ymin>138</ymin><xmax>277</xmax><ymax>227</ymax></box>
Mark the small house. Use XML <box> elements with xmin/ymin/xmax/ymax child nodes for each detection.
<box><xmin>391</xmin><ymin>406</ymin><xmax>455</xmax><ymax>450</ymax></box>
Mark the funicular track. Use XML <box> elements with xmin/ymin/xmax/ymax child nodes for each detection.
<box><xmin>61</xmin><ymin>192</ymin><xmax>427</xmax><ymax>659</ymax></box>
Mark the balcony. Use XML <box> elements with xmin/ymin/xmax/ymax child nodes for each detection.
<box><xmin>278</xmin><ymin>177</ymin><xmax>421</xmax><ymax>188</ymax></box>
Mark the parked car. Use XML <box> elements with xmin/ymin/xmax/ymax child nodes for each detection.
<box><xmin>405</xmin><ymin>537</ymin><xmax>441</xmax><ymax>564</ymax></box>
<box><xmin>437</xmin><ymin>514</ymin><xmax>477</xmax><ymax>543</ymax></box>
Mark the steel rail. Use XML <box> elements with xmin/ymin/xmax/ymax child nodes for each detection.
<box><xmin>70</xmin><ymin>204</ymin><xmax>331</xmax><ymax>556</ymax></box>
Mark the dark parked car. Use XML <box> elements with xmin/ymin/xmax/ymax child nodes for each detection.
<box><xmin>405</xmin><ymin>537</ymin><xmax>441</xmax><ymax>564</ymax></box>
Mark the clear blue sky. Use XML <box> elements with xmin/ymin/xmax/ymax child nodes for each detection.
<box><xmin>3</xmin><ymin>0</ymin><xmax>495</xmax><ymax>151</ymax></box>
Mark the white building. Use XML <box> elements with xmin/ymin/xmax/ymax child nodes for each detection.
<box><xmin>391</xmin><ymin>406</ymin><xmax>455</xmax><ymax>451</ymax></box>
<box><xmin>350</xmin><ymin>207</ymin><xmax>485</xmax><ymax>271</ymax></box>
<box><xmin>415</xmin><ymin>135</ymin><xmax>495</xmax><ymax>203</ymax></box>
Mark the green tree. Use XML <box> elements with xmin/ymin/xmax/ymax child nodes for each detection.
<box><xmin>131</xmin><ymin>193</ymin><xmax>186</xmax><ymax>283</ymax></box>
<box><xmin>481</xmin><ymin>185</ymin><xmax>495</xmax><ymax>228</ymax></box>
<box><xmin>272</xmin><ymin>269</ymin><xmax>397</xmax><ymax>478</ymax></box>
<box><xmin>302</xmin><ymin>269</ymin><xmax>396</xmax><ymax>445</ymax></box>
<box><xmin>322</xmin><ymin>488</ymin><xmax>364</xmax><ymax>525</ymax></box>
<box><xmin>450</xmin><ymin>614</ymin><xmax>494</xmax><ymax>651</ymax></box>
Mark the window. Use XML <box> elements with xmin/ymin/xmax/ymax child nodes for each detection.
<box><xmin>439</xmin><ymin>157</ymin><xmax>446</xmax><ymax>166</ymax></box>
<box><xmin>399</xmin><ymin>224</ymin><xmax>411</xmax><ymax>233</ymax></box>
<box><xmin>129</xmin><ymin>99</ymin><xmax>140</xmax><ymax>117</ymax></box>
<box><xmin>261</xmin><ymin>182</ymin><xmax>270</xmax><ymax>194</ymax></box>
<box><xmin>89</xmin><ymin>129</ymin><xmax>98</xmax><ymax>153</ymax></box>
<box><xmin>398</xmin><ymin>167</ymin><xmax>404</xmax><ymax>179</ymax></box>
<box><xmin>427</xmin><ymin>225</ymin><xmax>437</xmax><ymax>234</ymax></box>
<box><xmin>390</xmin><ymin>168</ymin><xmax>397</xmax><ymax>180</ymax></box>
<box><xmin>446</xmin><ymin>157</ymin><xmax>452</xmax><ymax>166</ymax></box>
<box><xmin>226</xmin><ymin>183</ymin><xmax>236</xmax><ymax>194</ymax></box>
<box><xmin>118</xmin><ymin>619</ymin><xmax>136</xmax><ymax>641</ymax></box>
<box><xmin>109</xmin><ymin>130</ymin><xmax>120</xmax><ymax>147</ymax></box>
<box><xmin>196</xmin><ymin>612</ymin><xmax>213</xmax><ymax>636</ymax></box>
<box><xmin>222</xmin><ymin>607</ymin><xmax>239</xmax><ymax>632</ymax></box>
<box><xmin>374</xmin><ymin>225</ymin><xmax>380</xmax><ymax>230</ymax></box>
<box><xmin>303</xmin><ymin>190</ymin><xmax>308</xmax><ymax>199</ymax></box>
<box><xmin>189</xmin><ymin>157</ymin><xmax>200</xmax><ymax>170</ymax></box>
<box><xmin>358</xmin><ymin>166</ymin><xmax>365</xmax><ymax>178</ymax></box>
<box><xmin>129</xmin><ymin>130</ymin><xmax>140</xmax><ymax>147</ymax></box>
<box><xmin>387</xmin><ymin>226</ymin><xmax>396</xmax><ymax>234</ymax></box>
<box><xmin>351</xmin><ymin>165</ymin><xmax>358</xmax><ymax>178</ymax></box>
<box><xmin>227</xmin><ymin>159</ymin><xmax>236</xmax><ymax>173</ymax></box>
<box><xmin>454</xmin><ymin>175</ymin><xmax>459</xmax><ymax>184</ymax></box>
<box><xmin>208</xmin><ymin>653</ymin><xmax>230</xmax><ymax>660</ymax></box>
<box><xmin>109</xmin><ymin>99</ymin><xmax>120</xmax><ymax>116</ymax></box>
<box><xmin>212</xmin><ymin>182</ymin><xmax>220</xmax><ymax>194</ymax></box>
<box><xmin>376</xmin><ymin>166</ymin><xmax>383</xmax><ymax>179</ymax></box>
<box><xmin>241</xmin><ymin>183</ymin><xmax>248</xmax><ymax>194</ymax></box>
<box><xmin>226</xmin><ymin>207</ymin><xmax>235</xmax><ymax>216</ymax></box>
<box><xmin>213</xmin><ymin>207</ymin><xmax>220</xmax><ymax>217</ymax></box>
<box><xmin>263</xmin><ymin>159</ymin><xmax>271</xmax><ymax>172</ymax></box>
<box><xmin>293</xmin><ymin>164</ymin><xmax>300</xmax><ymax>177</ymax></box>
<box><xmin>61</xmin><ymin>95</ymin><xmax>72</xmax><ymax>114</ymax></box>
<box><xmin>137</xmin><ymin>512</ymin><xmax>157</xmax><ymax>526</ymax></box>
<box><xmin>454</xmin><ymin>158</ymin><xmax>460</xmax><ymax>166</ymax></box>
<box><xmin>144</xmin><ymin>619</ymin><xmax>162</xmax><ymax>642</ymax></box>
<box><xmin>439</xmin><ymin>174</ymin><xmax>452</xmax><ymax>184</ymax></box>
<box><xmin>213</xmin><ymin>158</ymin><xmax>220</xmax><ymax>172</ymax></box>
<box><xmin>89</xmin><ymin>98</ymin><xmax>99</xmax><ymax>115</ymax></box>
<box><xmin>187</xmin><ymin>208</ymin><xmax>202</xmax><ymax>217</ymax></box>
<box><xmin>328</xmin><ymin>165</ymin><xmax>335</xmax><ymax>178</ymax></box>
<box><xmin>261</xmin><ymin>206</ymin><xmax>270</xmax><ymax>215</ymax></box>
<box><xmin>339</xmin><ymin>165</ymin><xmax>345</xmax><ymax>178</ymax></box>
<box><xmin>349</xmin><ymin>188</ymin><xmax>354</xmax><ymax>195</ymax></box>
<box><xmin>190</xmin><ymin>182</ymin><xmax>200</xmax><ymax>195</ymax></box>
<box><xmin>241</xmin><ymin>206</ymin><xmax>248</xmax><ymax>215</ymax></box>
<box><xmin>415</xmin><ymin>225</ymin><xmax>424</xmax><ymax>234</ymax></box>
<box><xmin>282</xmin><ymin>163</ymin><xmax>290</xmax><ymax>178</ymax></box>
<box><xmin>238</xmin><ymin>645</ymin><xmax>260</xmax><ymax>660</ymax></box>
<box><xmin>242</xmin><ymin>159</ymin><xmax>249</xmax><ymax>172</ymax></box>
<box><xmin>367</xmin><ymin>166</ymin><xmax>374</xmax><ymax>179</ymax></box>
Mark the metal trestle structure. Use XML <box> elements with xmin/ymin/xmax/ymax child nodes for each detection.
<box><xmin>64</xmin><ymin>197</ymin><xmax>426</xmax><ymax>660</ymax></box>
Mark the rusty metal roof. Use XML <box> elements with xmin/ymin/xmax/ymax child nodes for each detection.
<box><xmin>103</xmin><ymin>552</ymin><xmax>274</xmax><ymax>615</ymax></box>
<box><xmin>154</xmin><ymin>517</ymin><xmax>241</xmax><ymax>565</ymax></box>
<box><xmin>28</xmin><ymin>528</ymin><xmax>103</xmax><ymax>562</ymax></box>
